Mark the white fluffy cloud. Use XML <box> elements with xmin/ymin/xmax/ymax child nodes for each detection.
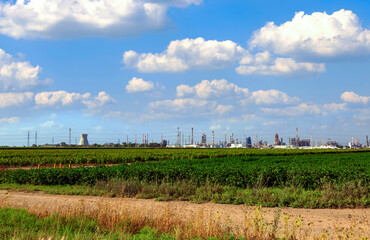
<box><xmin>0</xmin><ymin>117</ymin><xmax>20</xmax><ymax>125</ymax></box>
<box><xmin>123</xmin><ymin>37</ymin><xmax>246</xmax><ymax>72</ymax></box>
<box><xmin>0</xmin><ymin>0</ymin><xmax>202</xmax><ymax>39</ymax></box>
<box><xmin>34</xmin><ymin>90</ymin><xmax>114</xmax><ymax>109</ymax></box>
<box><xmin>149</xmin><ymin>98</ymin><xmax>235</xmax><ymax>116</ymax></box>
<box><xmin>341</xmin><ymin>91</ymin><xmax>370</xmax><ymax>104</ymax></box>
<box><xmin>35</xmin><ymin>91</ymin><xmax>90</xmax><ymax>107</ymax></box>
<box><xmin>240</xmin><ymin>89</ymin><xmax>299</xmax><ymax>105</ymax></box>
<box><xmin>39</xmin><ymin>120</ymin><xmax>64</xmax><ymax>129</ymax></box>
<box><xmin>123</xmin><ymin>38</ymin><xmax>324</xmax><ymax>76</ymax></box>
<box><xmin>0</xmin><ymin>49</ymin><xmax>48</xmax><ymax>91</ymax></box>
<box><xmin>126</xmin><ymin>77</ymin><xmax>154</xmax><ymax>93</ymax></box>
<box><xmin>149</xmin><ymin>98</ymin><xmax>214</xmax><ymax>112</ymax></box>
<box><xmin>250</xmin><ymin>9</ymin><xmax>370</xmax><ymax>58</ymax></box>
<box><xmin>236</xmin><ymin>56</ymin><xmax>325</xmax><ymax>76</ymax></box>
<box><xmin>82</xmin><ymin>91</ymin><xmax>115</xmax><ymax>109</ymax></box>
<box><xmin>177</xmin><ymin>79</ymin><xmax>249</xmax><ymax>98</ymax></box>
<box><xmin>214</xmin><ymin>105</ymin><xmax>234</xmax><ymax>115</ymax></box>
<box><xmin>262</xmin><ymin>103</ymin><xmax>347</xmax><ymax>116</ymax></box>
<box><xmin>0</xmin><ymin>92</ymin><xmax>34</xmax><ymax>108</ymax></box>
<box><xmin>176</xmin><ymin>79</ymin><xmax>297</xmax><ymax>106</ymax></box>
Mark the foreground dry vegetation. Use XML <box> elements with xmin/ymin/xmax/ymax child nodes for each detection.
<box><xmin>0</xmin><ymin>190</ymin><xmax>369</xmax><ymax>240</ymax></box>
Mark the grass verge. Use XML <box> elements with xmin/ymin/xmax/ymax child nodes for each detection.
<box><xmin>1</xmin><ymin>178</ymin><xmax>368</xmax><ymax>208</ymax></box>
<box><xmin>0</xmin><ymin>207</ymin><xmax>177</xmax><ymax>240</ymax></box>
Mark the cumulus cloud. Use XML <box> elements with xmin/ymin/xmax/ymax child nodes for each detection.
<box><xmin>126</xmin><ymin>77</ymin><xmax>154</xmax><ymax>93</ymax></box>
<box><xmin>240</xmin><ymin>89</ymin><xmax>299</xmax><ymax>105</ymax></box>
<box><xmin>39</xmin><ymin>120</ymin><xmax>64</xmax><ymax>129</ymax></box>
<box><xmin>177</xmin><ymin>79</ymin><xmax>249</xmax><ymax>98</ymax></box>
<box><xmin>262</xmin><ymin>103</ymin><xmax>347</xmax><ymax>116</ymax></box>
<box><xmin>236</xmin><ymin>56</ymin><xmax>325</xmax><ymax>76</ymax></box>
<box><xmin>123</xmin><ymin>38</ymin><xmax>325</xmax><ymax>76</ymax></box>
<box><xmin>123</xmin><ymin>37</ymin><xmax>246</xmax><ymax>72</ymax></box>
<box><xmin>35</xmin><ymin>91</ymin><xmax>91</xmax><ymax>107</ymax></box>
<box><xmin>149</xmin><ymin>98</ymin><xmax>214</xmax><ymax>113</ymax></box>
<box><xmin>82</xmin><ymin>91</ymin><xmax>115</xmax><ymax>109</ymax></box>
<box><xmin>0</xmin><ymin>92</ymin><xmax>34</xmax><ymax>108</ymax></box>
<box><xmin>0</xmin><ymin>0</ymin><xmax>202</xmax><ymax>39</ymax></box>
<box><xmin>0</xmin><ymin>117</ymin><xmax>20</xmax><ymax>125</ymax></box>
<box><xmin>341</xmin><ymin>91</ymin><xmax>370</xmax><ymax>104</ymax></box>
<box><xmin>34</xmin><ymin>90</ymin><xmax>114</xmax><ymax>109</ymax></box>
<box><xmin>250</xmin><ymin>9</ymin><xmax>370</xmax><ymax>59</ymax></box>
<box><xmin>148</xmin><ymin>98</ymin><xmax>235</xmax><ymax>119</ymax></box>
<box><xmin>214</xmin><ymin>105</ymin><xmax>234</xmax><ymax>115</ymax></box>
<box><xmin>0</xmin><ymin>49</ymin><xmax>48</xmax><ymax>91</ymax></box>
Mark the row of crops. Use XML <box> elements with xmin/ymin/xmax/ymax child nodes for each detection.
<box><xmin>1</xmin><ymin>152</ymin><xmax>369</xmax><ymax>189</ymax></box>
<box><xmin>0</xmin><ymin>147</ymin><xmax>369</xmax><ymax>167</ymax></box>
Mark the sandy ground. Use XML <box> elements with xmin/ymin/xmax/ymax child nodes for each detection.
<box><xmin>0</xmin><ymin>190</ymin><xmax>368</xmax><ymax>239</ymax></box>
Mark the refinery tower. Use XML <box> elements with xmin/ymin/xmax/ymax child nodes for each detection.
<box><xmin>79</xmin><ymin>134</ymin><xmax>89</xmax><ymax>146</ymax></box>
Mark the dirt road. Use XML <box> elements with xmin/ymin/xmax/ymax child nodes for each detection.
<box><xmin>0</xmin><ymin>190</ymin><xmax>368</xmax><ymax>239</ymax></box>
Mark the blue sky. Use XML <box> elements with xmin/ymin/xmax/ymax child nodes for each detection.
<box><xmin>0</xmin><ymin>0</ymin><xmax>369</xmax><ymax>146</ymax></box>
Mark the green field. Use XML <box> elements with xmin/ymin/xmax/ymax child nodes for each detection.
<box><xmin>0</xmin><ymin>149</ymin><xmax>369</xmax><ymax>208</ymax></box>
<box><xmin>0</xmin><ymin>147</ymin><xmax>368</xmax><ymax>166</ymax></box>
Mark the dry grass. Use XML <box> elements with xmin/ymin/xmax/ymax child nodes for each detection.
<box><xmin>0</xmin><ymin>194</ymin><xmax>368</xmax><ymax>240</ymax></box>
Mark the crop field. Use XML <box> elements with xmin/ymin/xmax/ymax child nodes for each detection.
<box><xmin>0</xmin><ymin>149</ymin><xmax>370</xmax><ymax>189</ymax></box>
<box><xmin>0</xmin><ymin>147</ymin><xmax>368</xmax><ymax>167</ymax></box>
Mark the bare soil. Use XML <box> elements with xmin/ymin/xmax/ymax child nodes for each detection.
<box><xmin>0</xmin><ymin>163</ymin><xmax>120</xmax><ymax>171</ymax></box>
<box><xmin>0</xmin><ymin>190</ymin><xmax>368</xmax><ymax>239</ymax></box>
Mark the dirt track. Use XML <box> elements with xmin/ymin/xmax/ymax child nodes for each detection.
<box><xmin>0</xmin><ymin>190</ymin><xmax>368</xmax><ymax>238</ymax></box>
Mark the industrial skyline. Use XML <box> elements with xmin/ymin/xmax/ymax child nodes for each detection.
<box><xmin>3</xmin><ymin>127</ymin><xmax>369</xmax><ymax>149</ymax></box>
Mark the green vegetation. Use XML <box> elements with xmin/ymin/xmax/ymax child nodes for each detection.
<box><xmin>0</xmin><ymin>147</ymin><xmax>368</xmax><ymax>167</ymax></box>
<box><xmin>0</xmin><ymin>208</ymin><xmax>177</xmax><ymax>240</ymax></box>
<box><xmin>1</xmin><ymin>153</ymin><xmax>368</xmax><ymax>188</ymax></box>
<box><xmin>0</xmin><ymin>151</ymin><xmax>368</xmax><ymax>208</ymax></box>
<box><xmin>2</xmin><ymin>179</ymin><xmax>367</xmax><ymax>208</ymax></box>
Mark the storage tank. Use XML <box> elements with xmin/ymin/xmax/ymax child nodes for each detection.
<box><xmin>79</xmin><ymin>134</ymin><xmax>89</xmax><ymax>146</ymax></box>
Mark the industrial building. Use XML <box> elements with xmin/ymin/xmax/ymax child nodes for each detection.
<box><xmin>79</xmin><ymin>134</ymin><xmax>89</xmax><ymax>146</ymax></box>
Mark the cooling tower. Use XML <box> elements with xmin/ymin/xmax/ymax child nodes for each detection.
<box><xmin>79</xmin><ymin>134</ymin><xmax>89</xmax><ymax>146</ymax></box>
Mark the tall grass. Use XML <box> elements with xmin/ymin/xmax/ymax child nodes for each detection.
<box><xmin>1</xmin><ymin>179</ymin><xmax>368</xmax><ymax>208</ymax></box>
<box><xmin>0</xmin><ymin>208</ymin><xmax>176</xmax><ymax>240</ymax></box>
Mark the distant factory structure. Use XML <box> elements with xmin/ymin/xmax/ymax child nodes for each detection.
<box><xmin>23</xmin><ymin>126</ymin><xmax>369</xmax><ymax>150</ymax></box>
<box><xmin>79</xmin><ymin>134</ymin><xmax>89</xmax><ymax>146</ymax></box>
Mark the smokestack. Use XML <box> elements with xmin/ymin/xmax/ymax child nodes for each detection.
<box><xmin>79</xmin><ymin>134</ymin><xmax>89</xmax><ymax>146</ymax></box>
<box><xmin>177</xmin><ymin>127</ymin><xmax>180</xmax><ymax>146</ymax></box>
<box><xmin>296</xmin><ymin>128</ymin><xmax>299</xmax><ymax>148</ymax></box>
<box><xmin>191</xmin><ymin>128</ymin><xmax>194</xmax><ymax>145</ymax></box>
<box><xmin>212</xmin><ymin>130</ymin><xmax>214</xmax><ymax>146</ymax></box>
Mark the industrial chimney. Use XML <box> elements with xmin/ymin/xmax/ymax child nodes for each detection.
<box><xmin>79</xmin><ymin>134</ymin><xmax>89</xmax><ymax>146</ymax></box>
